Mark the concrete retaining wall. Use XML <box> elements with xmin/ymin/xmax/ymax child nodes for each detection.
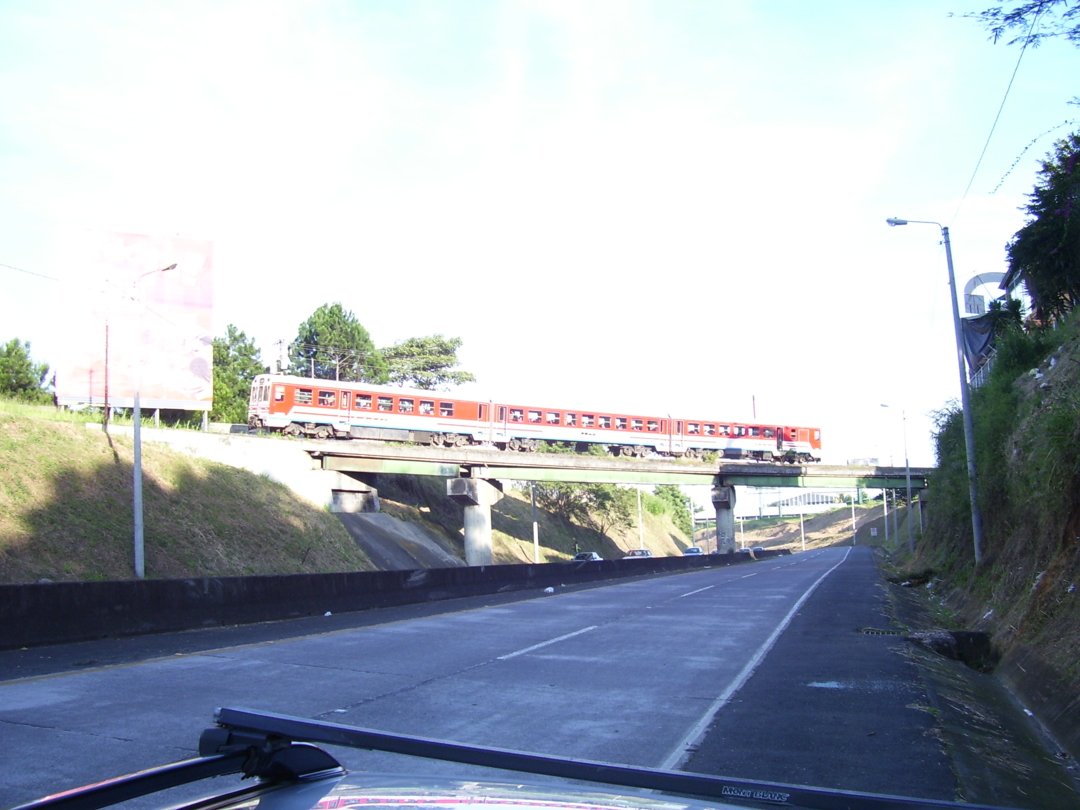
<box><xmin>0</xmin><ymin>551</ymin><xmax>786</xmax><ymax>650</ymax></box>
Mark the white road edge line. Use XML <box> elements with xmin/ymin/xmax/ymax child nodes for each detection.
<box><xmin>677</xmin><ymin>585</ymin><xmax>715</xmax><ymax>599</ymax></box>
<box><xmin>497</xmin><ymin>626</ymin><xmax>599</xmax><ymax>660</ymax></box>
<box><xmin>660</xmin><ymin>547</ymin><xmax>853</xmax><ymax>770</ymax></box>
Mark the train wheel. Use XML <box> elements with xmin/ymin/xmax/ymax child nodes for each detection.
<box><xmin>508</xmin><ymin>437</ymin><xmax>522</xmax><ymax>451</ymax></box>
<box><xmin>283</xmin><ymin>423</ymin><xmax>303</xmax><ymax>438</ymax></box>
<box><xmin>430</xmin><ymin>433</ymin><xmax>445</xmax><ymax>447</ymax></box>
<box><xmin>314</xmin><ymin>426</ymin><xmax>332</xmax><ymax>440</ymax></box>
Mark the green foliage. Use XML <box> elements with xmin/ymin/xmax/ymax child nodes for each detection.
<box><xmin>650</xmin><ymin>484</ymin><xmax>693</xmax><ymax>536</ymax></box>
<box><xmin>381</xmin><ymin>335</ymin><xmax>476</xmax><ymax>390</ymax></box>
<box><xmin>1006</xmin><ymin>132</ymin><xmax>1080</xmax><ymax>323</ymax></box>
<box><xmin>532</xmin><ymin>482</ymin><xmax>636</xmax><ymax>536</ymax></box>
<box><xmin>288</xmin><ymin>303</ymin><xmax>388</xmax><ymax>382</ymax></box>
<box><xmin>211</xmin><ymin>325</ymin><xmax>265</xmax><ymax>423</ymax></box>
<box><xmin>0</xmin><ymin>338</ymin><xmax>52</xmax><ymax>403</ymax></box>
<box><xmin>968</xmin><ymin>2</ymin><xmax>1080</xmax><ymax>47</ymax></box>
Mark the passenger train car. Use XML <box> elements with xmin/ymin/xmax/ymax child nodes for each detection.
<box><xmin>247</xmin><ymin>374</ymin><xmax>822</xmax><ymax>462</ymax></box>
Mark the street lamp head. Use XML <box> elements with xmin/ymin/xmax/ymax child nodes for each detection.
<box><xmin>886</xmin><ymin>217</ymin><xmax>908</xmax><ymax>227</ymax></box>
<box><xmin>162</xmin><ymin>263</ymin><xmax>178</xmax><ymax>272</ymax></box>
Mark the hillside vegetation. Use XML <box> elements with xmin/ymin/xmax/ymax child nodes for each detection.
<box><xmin>0</xmin><ymin>402</ymin><xmax>375</xmax><ymax>582</ymax></box>
<box><xmin>915</xmin><ymin>310</ymin><xmax>1080</xmax><ymax>705</ymax></box>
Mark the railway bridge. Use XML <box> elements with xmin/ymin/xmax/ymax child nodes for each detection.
<box><xmin>305</xmin><ymin>440</ymin><xmax>932</xmax><ymax>564</ymax></box>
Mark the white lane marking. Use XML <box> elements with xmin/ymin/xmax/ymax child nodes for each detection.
<box><xmin>677</xmin><ymin>585</ymin><xmax>715</xmax><ymax>599</ymax></box>
<box><xmin>661</xmin><ymin>548</ymin><xmax>852</xmax><ymax>770</ymax></box>
<box><xmin>497</xmin><ymin>626</ymin><xmax>599</xmax><ymax>660</ymax></box>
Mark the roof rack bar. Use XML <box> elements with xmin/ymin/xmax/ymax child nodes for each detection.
<box><xmin>9</xmin><ymin>753</ymin><xmax>247</xmax><ymax>810</ymax></box>
<box><xmin>210</xmin><ymin>708</ymin><xmax>1016</xmax><ymax>810</ymax></box>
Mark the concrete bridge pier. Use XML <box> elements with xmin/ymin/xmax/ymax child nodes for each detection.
<box><xmin>447</xmin><ymin>477</ymin><xmax>504</xmax><ymax>565</ymax></box>
<box><xmin>712</xmin><ymin>483</ymin><xmax>737</xmax><ymax>553</ymax></box>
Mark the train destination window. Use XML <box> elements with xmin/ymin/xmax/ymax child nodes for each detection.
<box><xmin>420</xmin><ymin>400</ymin><xmax>434</xmax><ymax>414</ymax></box>
<box><xmin>581</xmin><ymin>414</ymin><xmax>594</xmax><ymax>427</ymax></box>
<box><xmin>647</xmin><ymin>420</ymin><xmax>658</xmax><ymax>431</ymax></box>
<box><xmin>546</xmin><ymin>412</ymin><xmax>560</xmax><ymax>424</ymax></box>
<box><xmin>631</xmin><ymin>419</ymin><xmax>643</xmax><ymax>431</ymax></box>
<box><xmin>378</xmin><ymin>397</ymin><xmax>393</xmax><ymax>412</ymax></box>
<box><xmin>616</xmin><ymin>417</ymin><xmax>627</xmax><ymax>429</ymax></box>
<box><xmin>318</xmin><ymin>390</ymin><xmax>336</xmax><ymax>407</ymax></box>
<box><xmin>599</xmin><ymin>416</ymin><xmax>611</xmax><ymax>428</ymax></box>
<box><xmin>295</xmin><ymin>388</ymin><xmax>313</xmax><ymax>405</ymax></box>
<box><xmin>399</xmin><ymin>398</ymin><xmax>414</xmax><ymax>413</ymax></box>
<box><xmin>528</xmin><ymin>410</ymin><xmax>541</xmax><ymax>423</ymax></box>
<box><xmin>440</xmin><ymin>402</ymin><xmax>454</xmax><ymax>417</ymax></box>
<box><xmin>565</xmin><ymin>413</ymin><xmax>577</xmax><ymax>426</ymax></box>
<box><xmin>357</xmin><ymin>394</ymin><xmax>372</xmax><ymax>409</ymax></box>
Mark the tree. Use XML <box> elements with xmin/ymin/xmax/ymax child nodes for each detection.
<box><xmin>0</xmin><ymin>338</ymin><xmax>52</xmax><ymax>403</ymax></box>
<box><xmin>211</xmin><ymin>325</ymin><xmax>265</xmax><ymax>423</ymax></box>
<box><xmin>531</xmin><ymin>482</ymin><xmax>637</xmax><ymax>536</ymax></box>
<box><xmin>288</xmin><ymin>303</ymin><xmax>388</xmax><ymax>382</ymax></box>
<box><xmin>381</xmin><ymin>335</ymin><xmax>476</xmax><ymax>390</ymax></box>
<box><xmin>653</xmin><ymin>484</ymin><xmax>694</xmax><ymax>536</ymax></box>
<box><xmin>966</xmin><ymin>1</ymin><xmax>1080</xmax><ymax>47</ymax></box>
<box><xmin>1005</xmin><ymin>133</ymin><xmax>1080</xmax><ymax>323</ymax></box>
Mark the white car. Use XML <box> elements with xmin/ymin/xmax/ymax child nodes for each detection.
<box><xmin>683</xmin><ymin>546</ymin><xmax>704</xmax><ymax>555</ymax></box>
<box><xmin>623</xmin><ymin>549</ymin><xmax>653</xmax><ymax>559</ymax></box>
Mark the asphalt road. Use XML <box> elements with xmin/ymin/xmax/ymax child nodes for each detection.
<box><xmin>0</xmin><ymin>547</ymin><xmax>960</xmax><ymax>807</ymax></box>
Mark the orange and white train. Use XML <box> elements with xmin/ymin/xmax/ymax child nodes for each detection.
<box><xmin>247</xmin><ymin>374</ymin><xmax>822</xmax><ymax>462</ymax></box>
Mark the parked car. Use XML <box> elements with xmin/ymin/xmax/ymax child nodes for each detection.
<box><xmin>570</xmin><ymin>551</ymin><xmax>603</xmax><ymax>562</ymax></box>
<box><xmin>683</xmin><ymin>546</ymin><xmax>704</xmax><ymax>555</ymax></box>
<box><xmin>623</xmin><ymin>549</ymin><xmax>653</xmax><ymax>559</ymax></box>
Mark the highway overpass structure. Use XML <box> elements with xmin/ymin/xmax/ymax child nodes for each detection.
<box><xmin>306</xmin><ymin>440</ymin><xmax>932</xmax><ymax>565</ymax></box>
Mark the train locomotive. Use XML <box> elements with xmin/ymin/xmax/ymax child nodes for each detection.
<box><xmin>247</xmin><ymin>373</ymin><xmax>822</xmax><ymax>462</ymax></box>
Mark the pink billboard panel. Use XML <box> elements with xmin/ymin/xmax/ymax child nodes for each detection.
<box><xmin>54</xmin><ymin>233</ymin><xmax>214</xmax><ymax>412</ymax></box>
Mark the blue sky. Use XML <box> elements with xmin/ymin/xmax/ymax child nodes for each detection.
<box><xmin>2</xmin><ymin>0</ymin><xmax>1078</xmax><ymax>469</ymax></box>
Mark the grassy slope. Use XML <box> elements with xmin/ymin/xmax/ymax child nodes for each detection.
<box><xmin>0</xmin><ymin>402</ymin><xmax>375</xmax><ymax>582</ymax></box>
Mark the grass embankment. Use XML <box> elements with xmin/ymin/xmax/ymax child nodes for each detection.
<box><xmin>0</xmin><ymin>401</ymin><xmax>374</xmax><ymax>582</ymax></box>
<box><xmin>903</xmin><ymin>311</ymin><xmax>1080</xmax><ymax>706</ymax></box>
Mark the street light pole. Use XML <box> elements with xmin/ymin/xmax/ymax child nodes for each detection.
<box><xmin>886</xmin><ymin>218</ymin><xmax>985</xmax><ymax>565</ymax></box>
<box><xmin>132</xmin><ymin>262</ymin><xmax>177</xmax><ymax>579</ymax></box>
<box><xmin>881</xmin><ymin>404</ymin><xmax>915</xmax><ymax>554</ymax></box>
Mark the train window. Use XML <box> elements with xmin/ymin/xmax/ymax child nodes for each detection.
<box><xmin>479</xmin><ymin>404</ymin><xmax>486</xmax><ymax>420</ymax></box>
<box><xmin>814</xmin><ymin>430</ymin><xmax>820</xmax><ymax>440</ymax></box>
<box><xmin>750</xmin><ymin>427</ymin><xmax>761</xmax><ymax>437</ymax></box>
<box><xmin>647</xmin><ymin>420</ymin><xmax>658</xmax><ymax>431</ymax></box>
<box><xmin>274</xmin><ymin>385</ymin><xmax>285</xmax><ymax>402</ymax></box>
<box><xmin>599</xmin><ymin>416</ymin><xmax>611</xmax><ymax>429</ymax></box>
<box><xmin>734</xmin><ymin>426</ymin><xmax>746</xmax><ymax>436</ymax></box>
<box><xmin>582</xmin><ymin>414</ymin><xmax>594</xmax><ymax>427</ymax></box>
<box><xmin>546</xmin><ymin>412</ymin><xmax>560</xmax><ymax>424</ymax></box>
<box><xmin>510</xmin><ymin>409</ymin><xmax>523</xmax><ymax>422</ymax></box>
<box><xmin>615</xmin><ymin>417</ymin><xmax>627</xmax><ymax>429</ymax></box>
<box><xmin>440</xmin><ymin>402</ymin><xmax>454</xmax><ymax>417</ymax></box>
<box><xmin>420</xmin><ymin>400</ymin><xmax>434</xmax><ymax>414</ymax></box>
<box><xmin>378</xmin><ymin>396</ymin><xmax>393</xmax><ymax>412</ymax></box>
<box><xmin>763</xmin><ymin>428</ymin><xmax>774</xmax><ymax>438</ymax></box>
<box><xmin>704</xmin><ymin>424</ymin><xmax>716</xmax><ymax>435</ymax></box>
<box><xmin>357</xmin><ymin>394</ymin><xmax>372</xmax><ymax>410</ymax></box>
<box><xmin>528</xmin><ymin>410</ymin><xmax>541</xmax><ymax>423</ymax></box>
<box><xmin>687</xmin><ymin>422</ymin><xmax>700</xmax><ymax>434</ymax></box>
<box><xmin>318</xmin><ymin>390</ymin><xmax>336</xmax><ymax>407</ymax></box>
<box><xmin>295</xmin><ymin>388</ymin><xmax>313</xmax><ymax>405</ymax></box>
<box><xmin>565</xmin><ymin>413</ymin><xmax>577</xmax><ymax>426</ymax></box>
<box><xmin>399</xmin><ymin>398</ymin><xmax>414</xmax><ymax>413</ymax></box>
<box><xmin>497</xmin><ymin>406</ymin><xmax>506</xmax><ymax>421</ymax></box>
<box><xmin>631</xmin><ymin>419</ymin><xmax>643</xmax><ymax>431</ymax></box>
<box><xmin>339</xmin><ymin>393</ymin><xmax>350</xmax><ymax>408</ymax></box>
<box><xmin>720</xmin><ymin>425</ymin><xmax>731</xmax><ymax>436</ymax></box>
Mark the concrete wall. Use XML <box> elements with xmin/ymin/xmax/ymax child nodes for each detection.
<box><xmin>0</xmin><ymin>551</ymin><xmax>787</xmax><ymax>650</ymax></box>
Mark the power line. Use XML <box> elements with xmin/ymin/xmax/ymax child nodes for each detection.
<box><xmin>0</xmin><ymin>260</ymin><xmax>60</xmax><ymax>282</ymax></box>
<box><xmin>952</xmin><ymin>7</ymin><xmax>1045</xmax><ymax>223</ymax></box>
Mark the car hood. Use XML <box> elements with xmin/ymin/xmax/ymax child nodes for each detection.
<box><xmin>247</xmin><ymin>774</ymin><xmax>753</xmax><ymax>810</ymax></box>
